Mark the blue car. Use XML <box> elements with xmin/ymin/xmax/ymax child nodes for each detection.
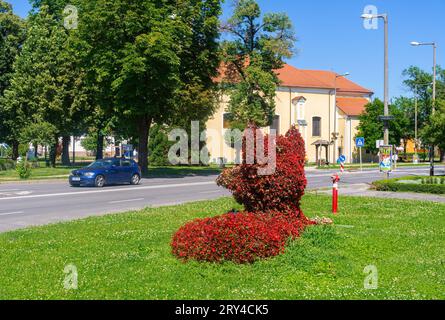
<box><xmin>69</xmin><ymin>158</ymin><xmax>141</xmax><ymax>187</ymax></box>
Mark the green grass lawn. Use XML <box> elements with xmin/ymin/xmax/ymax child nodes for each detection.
<box><xmin>0</xmin><ymin>164</ymin><xmax>222</xmax><ymax>182</ymax></box>
<box><xmin>0</xmin><ymin>166</ymin><xmax>79</xmax><ymax>182</ymax></box>
<box><xmin>0</xmin><ymin>194</ymin><xmax>444</xmax><ymax>300</ymax></box>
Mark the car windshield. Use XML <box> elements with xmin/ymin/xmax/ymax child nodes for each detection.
<box><xmin>87</xmin><ymin>160</ymin><xmax>114</xmax><ymax>169</ymax></box>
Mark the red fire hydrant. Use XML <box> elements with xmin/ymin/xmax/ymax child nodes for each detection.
<box><xmin>331</xmin><ymin>173</ymin><xmax>340</xmax><ymax>214</ymax></box>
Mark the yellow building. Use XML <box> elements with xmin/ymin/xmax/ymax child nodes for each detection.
<box><xmin>206</xmin><ymin>64</ymin><xmax>373</xmax><ymax>164</ymax></box>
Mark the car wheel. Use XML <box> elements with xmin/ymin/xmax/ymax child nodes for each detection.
<box><xmin>130</xmin><ymin>174</ymin><xmax>140</xmax><ymax>185</ymax></box>
<box><xmin>95</xmin><ymin>175</ymin><xmax>106</xmax><ymax>188</ymax></box>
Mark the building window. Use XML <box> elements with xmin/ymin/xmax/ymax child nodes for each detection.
<box><xmin>270</xmin><ymin>115</ymin><xmax>280</xmax><ymax>135</ymax></box>
<box><xmin>223</xmin><ymin>113</ymin><xmax>232</xmax><ymax>129</ymax></box>
<box><xmin>312</xmin><ymin>117</ymin><xmax>321</xmax><ymax>137</ymax></box>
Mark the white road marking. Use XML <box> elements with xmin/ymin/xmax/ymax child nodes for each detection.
<box><xmin>0</xmin><ymin>211</ymin><xmax>24</xmax><ymax>216</ymax></box>
<box><xmin>0</xmin><ymin>181</ymin><xmax>216</xmax><ymax>201</ymax></box>
<box><xmin>109</xmin><ymin>198</ymin><xmax>144</xmax><ymax>204</ymax></box>
<box><xmin>15</xmin><ymin>191</ymin><xmax>32</xmax><ymax>196</ymax></box>
<box><xmin>200</xmin><ymin>190</ymin><xmax>224</xmax><ymax>194</ymax></box>
<box><xmin>0</xmin><ymin>189</ymin><xmax>21</xmax><ymax>192</ymax></box>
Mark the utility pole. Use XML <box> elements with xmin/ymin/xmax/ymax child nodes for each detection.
<box><xmin>362</xmin><ymin>13</ymin><xmax>390</xmax><ymax>178</ymax></box>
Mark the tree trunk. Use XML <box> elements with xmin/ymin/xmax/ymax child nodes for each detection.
<box><xmin>50</xmin><ymin>137</ymin><xmax>58</xmax><ymax>168</ymax></box>
<box><xmin>138</xmin><ymin>115</ymin><xmax>153</xmax><ymax>176</ymax></box>
<box><xmin>61</xmin><ymin>136</ymin><xmax>71</xmax><ymax>166</ymax></box>
<box><xmin>440</xmin><ymin>148</ymin><xmax>445</xmax><ymax>163</ymax></box>
<box><xmin>96</xmin><ymin>133</ymin><xmax>104</xmax><ymax>160</ymax></box>
<box><xmin>34</xmin><ymin>143</ymin><xmax>38</xmax><ymax>159</ymax></box>
<box><xmin>11</xmin><ymin>141</ymin><xmax>19</xmax><ymax>160</ymax></box>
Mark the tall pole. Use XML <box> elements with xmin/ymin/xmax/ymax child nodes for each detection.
<box><xmin>430</xmin><ymin>43</ymin><xmax>437</xmax><ymax>176</ymax></box>
<box><xmin>333</xmin><ymin>77</ymin><xmax>337</xmax><ymax>165</ymax></box>
<box><xmin>415</xmin><ymin>93</ymin><xmax>418</xmax><ymax>162</ymax></box>
<box><xmin>383</xmin><ymin>15</ymin><xmax>389</xmax><ymax>146</ymax></box>
<box><xmin>433</xmin><ymin>44</ymin><xmax>437</xmax><ymax>112</ymax></box>
<box><xmin>410</xmin><ymin>41</ymin><xmax>437</xmax><ymax>175</ymax></box>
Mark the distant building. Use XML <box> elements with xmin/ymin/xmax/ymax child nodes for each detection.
<box><xmin>206</xmin><ymin>63</ymin><xmax>373</xmax><ymax>164</ymax></box>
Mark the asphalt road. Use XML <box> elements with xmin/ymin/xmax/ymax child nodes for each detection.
<box><xmin>0</xmin><ymin>166</ymin><xmax>443</xmax><ymax>233</ymax></box>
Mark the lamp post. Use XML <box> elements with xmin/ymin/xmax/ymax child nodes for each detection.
<box><xmin>333</xmin><ymin>72</ymin><xmax>350</xmax><ymax>164</ymax></box>
<box><xmin>361</xmin><ymin>13</ymin><xmax>390</xmax><ymax>146</ymax></box>
<box><xmin>411</xmin><ymin>41</ymin><xmax>437</xmax><ymax>176</ymax></box>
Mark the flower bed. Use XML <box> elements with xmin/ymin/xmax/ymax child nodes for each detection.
<box><xmin>172</xmin><ymin>210</ymin><xmax>310</xmax><ymax>264</ymax></box>
<box><xmin>171</xmin><ymin>125</ymin><xmax>313</xmax><ymax>264</ymax></box>
<box><xmin>372</xmin><ymin>176</ymin><xmax>445</xmax><ymax>194</ymax></box>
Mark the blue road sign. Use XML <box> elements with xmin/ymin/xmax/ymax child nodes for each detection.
<box><xmin>356</xmin><ymin>137</ymin><xmax>365</xmax><ymax>148</ymax></box>
<box><xmin>338</xmin><ymin>155</ymin><xmax>346</xmax><ymax>163</ymax></box>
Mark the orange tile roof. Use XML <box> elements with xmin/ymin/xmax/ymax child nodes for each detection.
<box><xmin>275</xmin><ymin>64</ymin><xmax>373</xmax><ymax>94</ymax></box>
<box><xmin>216</xmin><ymin>63</ymin><xmax>373</xmax><ymax>95</ymax></box>
<box><xmin>336</xmin><ymin>97</ymin><xmax>370</xmax><ymax>116</ymax></box>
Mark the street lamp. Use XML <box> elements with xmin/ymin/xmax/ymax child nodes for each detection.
<box><xmin>361</xmin><ymin>13</ymin><xmax>390</xmax><ymax>147</ymax></box>
<box><xmin>333</xmin><ymin>72</ymin><xmax>350</xmax><ymax>163</ymax></box>
<box><xmin>410</xmin><ymin>41</ymin><xmax>437</xmax><ymax>176</ymax></box>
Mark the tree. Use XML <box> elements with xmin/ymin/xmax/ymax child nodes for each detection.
<box><xmin>148</xmin><ymin>124</ymin><xmax>173</xmax><ymax>166</ymax></box>
<box><xmin>0</xmin><ymin>1</ymin><xmax>26</xmax><ymax>159</ymax></box>
<box><xmin>221</xmin><ymin>0</ymin><xmax>295</xmax><ymax>127</ymax></box>
<box><xmin>403</xmin><ymin>65</ymin><xmax>445</xmax><ymax>128</ymax></box>
<box><xmin>2</xmin><ymin>5</ymin><xmax>86</xmax><ymax>167</ymax></box>
<box><xmin>76</xmin><ymin>0</ymin><xmax>222</xmax><ymax>174</ymax></box>
<box><xmin>421</xmin><ymin>99</ymin><xmax>445</xmax><ymax>154</ymax></box>
<box><xmin>392</xmin><ymin>97</ymin><xmax>415</xmax><ymax>154</ymax></box>
<box><xmin>403</xmin><ymin>65</ymin><xmax>445</xmax><ymax>160</ymax></box>
<box><xmin>357</xmin><ymin>99</ymin><xmax>406</xmax><ymax>153</ymax></box>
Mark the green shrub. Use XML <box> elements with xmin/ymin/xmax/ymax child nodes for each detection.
<box><xmin>0</xmin><ymin>159</ymin><xmax>15</xmax><ymax>171</ymax></box>
<box><xmin>373</xmin><ymin>176</ymin><xmax>445</xmax><ymax>194</ymax></box>
<box><xmin>149</xmin><ymin>124</ymin><xmax>173</xmax><ymax>166</ymax></box>
<box><xmin>15</xmin><ymin>160</ymin><xmax>32</xmax><ymax>179</ymax></box>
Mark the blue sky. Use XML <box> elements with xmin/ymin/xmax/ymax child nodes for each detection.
<box><xmin>7</xmin><ymin>0</ymin><xmax>445</xmax><ymax>100</ymax></box>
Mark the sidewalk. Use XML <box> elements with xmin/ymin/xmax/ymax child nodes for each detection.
<box><xmin>315</xmin><ymin>183</ymin><xmax>445</xmax><ymax>203</ymax></box>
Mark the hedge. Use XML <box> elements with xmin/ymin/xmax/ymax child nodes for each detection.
<box><xmin>0</xmin><ymin>159</ymin><xmax>15</xmax><ymax>171</ymax></box>
<box><xmin>373</xmin><ymin>176</ymin><xmax>445</xmax><ymax>194</ymax></box>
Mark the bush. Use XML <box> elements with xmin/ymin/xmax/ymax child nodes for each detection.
<box><xmin>373</xmin><ymin>176</ymin><xmax>445</xmax><ymax>194</ymax></box>
<box><xmin>149</xmin><ymin>124</ymin><xmax>173</xmax><ymax>166</ymax></box>
<box><xmin>217</xmin><ymin>125</ymin><xmax>307</xmax><ymax>213</ymax></box>
<box><xmin>0</xmin><ymin>159</ymin><xmax>15</xmax><ymax>171</ymax></box>
<box><xmin>15</xmin><ymin>160</ymin><xmax>32</xmax><ymax>179</ymax></box>
<box><xmin>172</xmin><ymin>210</ymin><xmax>311</xmax><ymax>264</ymax></box>
<box><xmin>172</xmin><ymin>126</ymin><xmax>311</xmax><ymax>264</ymax></box>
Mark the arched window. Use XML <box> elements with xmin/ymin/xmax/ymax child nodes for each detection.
<box><xmin>312</xmin><ymin>117</ymin><xmax>321</xmax><ymax>137</ymax></box>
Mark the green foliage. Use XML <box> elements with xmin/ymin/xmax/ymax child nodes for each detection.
<box><xmin>80</xmin><ymin>130</ymin><xmax>110</xmax><ymax>154</ymax></box>
<box><xmin>0</xmin><ymin>1</ymin><xmax>26</xmax><ymax>144</ymax></box>
<box><xmin>148</xmin><ymin>124</ymin><xmax>173</xmax><ymax>166</ymax></box>
<box><xmin>1</xmin><ymin>4</ymin><xmax>87</xmax><ymax>166</ymax></box>
<box><xmin>373</xmin><ymin>176</ymin><xmax>445</xmax><ymax>194</ymax></box>
<box><xmin>357</xmin><ymin>99</ymin><xmax>406</xmax><ymax>152</ymax></box>
<box><xmin>421</xmin><ymin>99</ymin><xmax>445</xmax><ymax>150</ymax></box>
<box><xmin>221</xmin><ymin>0</ymin><xmax>295</xmax><ymax>127</ymax></box>
<box><xmin>402</xmin><ymin>65</ymin><xmax>445</xmax><ymax>138</ymax></box>
<box><xmin>20</xmin><ymin>121</ymin><xmax>57</xmax><ymax>147</ymax></box>
<box><xmin>0</xmin><ymin>158</ymin><xmax>15</xmax><ymax>171</ymax></box>
<box><xmin>15</xmin><ymin>159</ymin><xmax>32</xmax><ymax>179</ymax></box>
<box><xmin>74</xmin><ymin>0</ymin><xmax>222</xmax><ymax>173</ymax></box>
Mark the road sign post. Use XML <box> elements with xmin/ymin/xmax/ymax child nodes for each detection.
<box><xmin>355</xmin><ymin>137</ymin><xmax>365</xmax><ymax>171</ymax></box>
